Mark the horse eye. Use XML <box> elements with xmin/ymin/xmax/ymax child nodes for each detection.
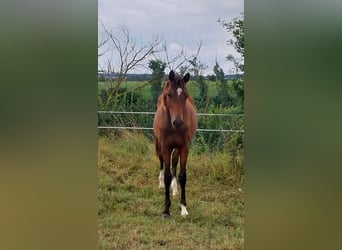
<box><xmin>167</xmin><ymin>93</ymin><xmax>172</xmax><ymax>98</ymax></box>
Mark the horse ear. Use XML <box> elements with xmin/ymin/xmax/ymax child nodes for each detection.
<box><xmin>183</xmin><ymin>73</ymin><xmax>190</xmax><ymax>83</ymax></box>
<box><xmin>169</xmin><ymin>70</ymin><xmax>175</xmax><ymax>80</ymax></box>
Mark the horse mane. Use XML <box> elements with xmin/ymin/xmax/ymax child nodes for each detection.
<box><xmin>157</xmin><ymin>93</ymin><xmax>167</xmax><ymax>111</ymax></box>
<box><xmin>187</xmin><ymin>95</ymin><xmax>195</xmax><ymax>107</ymax></box>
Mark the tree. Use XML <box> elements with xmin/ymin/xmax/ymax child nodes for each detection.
<box><xmin>218</xmin><ymin>13</ymin><xmax>244</xmax><ymax>72</ymax></box>
<box><xmin>98</xmin><ymin>35</ymin><xmax>109</xmax><ymax>58</ymax></box>
<box><xmin>227</xmin><ymin>54</ymin><xmax>241</xmax><ymax>76</ymax></box>
<box><xmin>213</xmin><ymin>61</ymin><xmax>233</xmax><ymax>107</ymax></box>
<box><xmin>218</xmin><ymin>14</ymin><xmax>244</xmax><ymax>58</ymax></box>
<box><xmin>148</xmin><ymin>59</ymin><xmax>166</xmax><ymax>106</ymax></box>
<box><xmin>217</xmin><ymin>14</ymin><xmax>245</xmax><ymax>154</ymax></box>
<box><xmin>197</xmin><ymin>75</ymin><xmax>208</xmax><ymax>109</ymax></box>
<box><xmin>213</xmin><ymin>61</ymin><xmax>226</xmax><ymax>83</ymax></box>
<box><xmin>217</xmin><ymin>14</ymin><xmax>245</xmax><ymax>110</ymax></box>
<box><xmin>99</xmin><ymin>23</ymin><xmax>162</xmax><ymax>108</ymax></box>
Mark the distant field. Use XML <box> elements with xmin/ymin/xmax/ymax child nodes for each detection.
<box><xmin>98</xmin><ymin>80</ymin><xmax>219</xmax><ymax>101</ymax></box>
<box><xmin>98</xmin><ymin>132</ymin><xmax>244</xmax><ymax>249</ymax></box>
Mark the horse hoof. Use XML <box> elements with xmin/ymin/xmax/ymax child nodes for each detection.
<box><xmin>162</xmin><ymin>213</ymin><xmax>170</xmax><ymax>219</ymax></box>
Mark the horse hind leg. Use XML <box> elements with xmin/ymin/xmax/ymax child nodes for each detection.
<box><xmin>161</xmin><ymin>147</ymin><xmax>172</xmax><ymax>217</ymax></box>
<box><xmin>171</xmin><ymin>149</ymin><xmax>179</xmax><ymax>196</ymax></box>
<box><xmin>179</xmin><ymin>146</ymin><xmax>189</xmax><ymax>217</ymax></box>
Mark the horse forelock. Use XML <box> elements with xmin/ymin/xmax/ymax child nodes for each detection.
<box><xmin>167</xmin><ymin>78</ymin><xmax>189</xmax><ymax>97</ymax></box>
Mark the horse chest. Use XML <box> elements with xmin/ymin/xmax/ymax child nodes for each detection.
<box><xmin>172</xmin><ymin>135</ymin><xmax>184</xmax><ymax>147</ymax></box>
<box><xmin>163</xmin><ymin>132</ymin><xmax>185</xmax><ymax>148</ymax></box>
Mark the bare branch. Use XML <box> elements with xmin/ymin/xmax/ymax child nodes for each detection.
<box><xmin>159</xmin><ymin>40</ymin><xmax>202</xmax><ymax>75</ymax></box>
<box><xmin>102</xmin><ymin>24</ymin><xmax>162</xmax><ymax>74</ymax></box>
<box><xmin>98</xmin><ymin>20</ymin><xmax>110</xmax><ymax>57</ymax></box>
<box><xmin>99</xmin><ymin>23</ymin><xmax>162</xmax><ymax>100</ymax></box>
<box><xmin>98</xmin><ymin>36</ymin><xmax>109</xmax><ymax>57</ymax></box>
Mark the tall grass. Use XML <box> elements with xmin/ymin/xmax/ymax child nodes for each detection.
<box><xmin>98</xmin><ymin>131</ymin><xmax>244</xmax><ymax>249</ymax></box>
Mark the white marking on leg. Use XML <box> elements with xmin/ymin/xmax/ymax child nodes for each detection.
<box><xmin>171</xmin><ymin>177</ymin><xmax>178</xmax><ymax>196</ymax></box>
<box><xmin>181</xmin><ymin>204</ymin><xmax>189</xmax><ymax>217</ymax></box>
<box><xmin>159</xmin><ymin>169</ymin><xmax>165</xmax><ymax>188</ymax></box>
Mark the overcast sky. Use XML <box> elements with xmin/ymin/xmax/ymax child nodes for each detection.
<box><xmin>98</xmin><ymin>0</ymin><xmax>243</xmax><ymax>75</ymax></box>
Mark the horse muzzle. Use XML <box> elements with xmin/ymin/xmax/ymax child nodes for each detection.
<box><xmin>172</xmin><ymin>119</ymin><xmax>183</xmax><ymax>129</ymax></box>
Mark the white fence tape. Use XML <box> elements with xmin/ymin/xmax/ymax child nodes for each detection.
<box><xmin>98</xmin><ymin>111</ymin><xmax>244</xmax><ymax>133</ymax></box>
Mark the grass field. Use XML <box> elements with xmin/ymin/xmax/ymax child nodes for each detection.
<box><xmin>98</xmin><ymin>132</ymin><xmax>244</xmax><ymax>249</ymax></box>
<box><xmin>98</xmin><ymin>80</ymin><xmax>219</xmax><ymax>101</ymax></box>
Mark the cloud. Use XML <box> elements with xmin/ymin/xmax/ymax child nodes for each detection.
<box><xmin>98</xmin><ymin>0</ymin><xmax>244</xmax><ymax>74</ymax></box>
<box><xmin>168</xmin><ymin>42</ymin><xmax>184</xmax><ymax>54</ymax></box>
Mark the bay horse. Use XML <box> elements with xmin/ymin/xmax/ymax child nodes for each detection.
<box><xmin>153</xmin><ymin>70</ymin><xmax>197</xmax><ymax>217</ymax></box>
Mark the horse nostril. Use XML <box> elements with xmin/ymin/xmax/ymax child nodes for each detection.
<box><xmin>173</xmin><ymin>120</ymin><xmax>183</xmax><ymax>129</ymax></box>
<box><xmin>172</xmin><ymin>121</ymin><xmax>177</xmax><ymax>128</ymax></box>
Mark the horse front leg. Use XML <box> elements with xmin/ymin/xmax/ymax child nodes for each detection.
<box><xmin>161</xmin><ymin>147</ymin><xmax>172</xmax><ymax>217</ymax></box>
<box><xmin>179</xmin><ymin>145</ymin><xmax>189</xmax><ymax>217</ymax></box>
<box><xmin>156</xmin><ymin>138</ymin><xmax>165</xmax><ymax>189</ymax></box>
<box><xmin>171</xmin><ymin>149</ymin><xmax>179</xmax><ymax>196</ymax></box>
<box><xmin>158</xmin><ymin>155</ymin><xmax>164</xmax><ymax>189</ymax></box>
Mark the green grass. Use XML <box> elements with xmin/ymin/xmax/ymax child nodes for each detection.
<box><xmin>98</xmin><ymin>132</ymin><xmax>244</xmax><ymax>249</ymax></box>
<box><xmin>98</xmin><ymin>80</ymin><xmax>219</xmax><ymax>101</ymax></box>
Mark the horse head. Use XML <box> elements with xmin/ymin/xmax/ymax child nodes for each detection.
<box><xmin>163</xmin><ymin>70</ymin><xmax>190</xmax><ymax>129</ymax></box>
